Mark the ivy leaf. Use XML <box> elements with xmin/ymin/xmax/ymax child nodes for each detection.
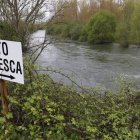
<box><xmin>6</xmin><ymin>113</ymin><xmax>13</xmax><ymax>119</ymax></box>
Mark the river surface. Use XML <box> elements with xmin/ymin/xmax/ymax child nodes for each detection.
<box><xmin>31</xmin><ymin>30</ymin><xmax>140</xmax><ymax>90</ymax></box>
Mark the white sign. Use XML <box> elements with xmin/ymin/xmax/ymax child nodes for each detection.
<box><xmin>0</xmin><ymin>40</ymin><xmax>24</xmax><ymax>84</ymax></box>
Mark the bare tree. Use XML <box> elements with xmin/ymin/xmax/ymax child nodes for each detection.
<box><xmin>0</xmin><ymin>0</ymin><xmax>67</xmax><ymax>62</ymax></box>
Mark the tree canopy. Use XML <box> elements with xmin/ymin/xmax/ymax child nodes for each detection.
<box><xmin>130</xmin><ymin>3</ymin><xmax>140</xmax><ymax>46</ymax></box>
<box><xmin>79</xmin><ymin>10</ymin><xmax>116</xmax><ymax>44</ymax></box>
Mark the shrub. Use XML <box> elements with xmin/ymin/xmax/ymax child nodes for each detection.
<box><xmin>47</xmin><ymin>24</ymin><xmax>58</xmax><ymax>35</ymax></box>
<box><xmin>79</xmin><ymin>27</ymin><xmax>88</xmax><ymax>42</ymax></box>
<box><xmin>48</xmin><ymin>22</ymin><xmax>83</xmax><ymax>40</ymax></box>
<box><xmin>79</xmin><ymin>10</ymin><xmax>116</xmax><ymax>44</ymax></box>
<box><xmin>0</xmin><ymin>58</ymin><xmax>140</xmax><ymax>139</ymax></box>
<box><xmin>115</xmin><ymin>17</ymin><xmax>130</xmax><ymax>47</ymax></box>
<box><xmin>61</xmin><ymin>22</ymin><xmax>77</xmax><ymax>38</ymax></box>
<box><xmin>54</xmin><ymin>25</ymin><xmax>64</xmax><ymax>35</ymax></box>
<box><xmin>69</xmin><ymin>24</ymin><xmax>83</xmax><ymax>40</ymax></box>
<box><xmin>48</xmin><ymin>24</ymin><xmax>64</xmax><ymax>35</ymax></box>
<box><xmin>0</xmin><ymin>21</ymin><xmax>19</xmax><ymax>41</ymax></box>
<box><xmin>130</xmin><ymin>3</ymin><xmax>140</xmax><ymax>45</ymax></box>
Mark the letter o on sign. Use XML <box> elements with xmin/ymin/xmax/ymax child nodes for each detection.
<box><xmin>2</xmin><ymin>42</ymin><xmax>8</xmax><ymax>55</ymax></box>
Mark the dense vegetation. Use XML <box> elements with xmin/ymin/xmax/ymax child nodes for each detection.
<box><xmin>48</xmin><ymin>0</ymin><xmax>140</xmax><ymax>46</ymax></box>
<box><xmin>47</xmin><ymin>22</ymin><xmax>83</xmax><ymax>40</ymax></box>
<box><xmin>48</xmin><ymin>10</ymin><xmax>117</xmax><ymax>44</ymax></box>
<box><xmin>0</xmin><ymin>0</ymin><xmax>140</xmax><ymax>139</ymax></box>
<box><xmin>0</xmin><ymin>20</ymin><xmax>43</xmax><ymax>52</ymax></box>
<box><xmin>79</xmin><ymin>10</ymin><xmax>116</xmax><ymax>43</ymax></box>
<box><xmin>0</xmin><ymin>59</ymin><xmax>140</xmax><ymax>139</ymax></box>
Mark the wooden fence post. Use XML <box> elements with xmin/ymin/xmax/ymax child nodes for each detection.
<box><xmin>0</xmin><ymin>79</ymin><xmax>10</xmax><ymax>138</ymax></box>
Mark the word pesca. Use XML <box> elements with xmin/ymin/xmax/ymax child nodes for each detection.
<box><xmin>0</xmin><ymin>42</ymin><xmax>22</xmax><ymax>74</ymax></box>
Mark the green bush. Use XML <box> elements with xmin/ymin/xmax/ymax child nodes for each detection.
<box><xmin>0</xmin><ymin>20</ymin><xmax>40</xmax><ymax>53</ymax></box>
<box><xmin>0</xmin><ymin>58</ymin><xmax>140</xmax><ymax>139</ymax></box>
<box><xmin>0</xmin><ymin>21</ymin><xmax>19</xmax><ymax>41</ymax></box>
<box><xmin>115</xmin><ymin>17</ymin><xmax>130</xmax><ymax>47</ymax></box>
<box><xmin>48</xmin><ymin>24</ymin><xmax>64</xmax><ymax>35</ymax></box>
<box><xmin>79</xmin><ymin>27</ymin><xmax>88</xmax><ymax>42</ymax></box>
<box><xmin>61</xmin><ymin>22</ymin><xmax>77</xmax><ymax>38</ymax></box>
<box><xmin>130</xmin><ymin>3</ymin><xmax>140</xmax><ymax>45</ymax></box>
<box><xmin>47</xmin><ymin>24</ymin><xmax>58</xmax><ymax>35</ymax></box>
<box><xmin>69</xmin><ymin>24</ymin><xmax>83</xmax><ymax>40</ymax></box>
<box><xmin>48</xmin><ymin>22</ymin><xmax>83</xmax><ymax>40</ymax></box>
<box><xmin>79</xmin><ymin>10</ymin><xmax>116</xmax><ymax>44</ymax></box>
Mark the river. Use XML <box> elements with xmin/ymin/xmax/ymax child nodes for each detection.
<box><xmin>31</xmin><ymin>30</ymin><xmax>140</xmax><ymax>91</ymax></box>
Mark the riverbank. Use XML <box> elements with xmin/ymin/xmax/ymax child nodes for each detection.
<box><xmin>0</xmin><ymin>58</ymin><xmax>140</xmax><ymax>139</ymax></box>
<box><xmin>48</xmin><ymin>22</ymin><xmax>140</xmax><ymax>49</ymax></box>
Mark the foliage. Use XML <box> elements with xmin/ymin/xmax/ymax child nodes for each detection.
<box><xmin>49</xmin><ymin>0</ymin><xmax>140</xmax><ymax>47</ymax></box>
<box><xmin>61</xmin><ymin>22</ymin><xmax>77</xmax><ymax>38</ymax></box>
<box><xmin>115</xmin><ymin>17</ymin><xmax>130</xmax><ymax>47</ymax></box>
<box><xmin>115</xmin><ymin>0</ymin><xmax>135</xmax><ymax>46</ymax></box>
<box><xmin>69</xmin><ymin>23</ymin><xmax>83</xmax><ymax>40</ymax></box>
<box><xmin>52</xmin><ymin>0</ymin><xmax>121</xmax><ymax>27</ymax></box>
<box><xmin>0</xmin><ymin>0</ymin><xmax>68</xmax><ymax>59</ymax></box>
<box><xmin>48</xmin><ymin>22</ymin><xmax>83</xmax><ymax>40</ymax></box>
<box><xmin>0</xmin><ymin>20</ymin><xmax>40</xmax><ymax>52</ymax></box>
<box><xmin>0</xmin><ymin>21</ymin><xmax>19</xmax><ymax>41</ymax></box>
<box><xmin>47</xmin><ymin>24</ymin><xmax>64</xmax><ymax>35</ymax></box>
<box><xmin>0</xmin><ymin>58</ymin><xmax>140</xmax><ymax>139</ymax></box>
<box><xmin>130</xmin><ymin>3</ymin><xmax>140</xmax><ymax>46</ymax></box>
<box><xmin>79</xmin><ymin>10</ymin><xmax>116</xmax><ymax>44</ymax></box>
<box><xmin>78</xmin><ymin>27</ymin><xmax>87</xmax><ymax>42</ymax></box>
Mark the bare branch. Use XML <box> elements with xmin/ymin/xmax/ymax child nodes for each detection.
<box><xmin>0</xmin><ymin>0</ymin><xmax>68</xmax><ymax>62</ymax></box>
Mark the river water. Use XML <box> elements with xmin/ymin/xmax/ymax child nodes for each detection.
<box><xmin>32</xmin><ymin>30</ymin><xmax>140</xmax><ymax>90</ymax></box>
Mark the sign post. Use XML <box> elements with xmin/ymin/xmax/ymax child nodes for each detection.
<box><xmin>0</xmin><ymin>40</ymin><xmax>24</xmax><ymax>138</ymax></box>
<box><xmin>0</xmin><ymin>79</ymin><xmax>9</xmax><ymax>138</ymax></box>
